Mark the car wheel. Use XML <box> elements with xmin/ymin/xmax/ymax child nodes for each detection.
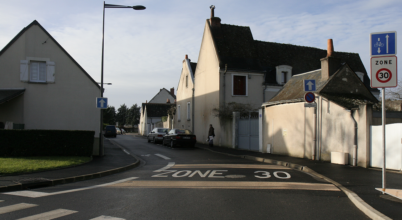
<box><xmin>170</xmin><ymin>140</ymin><xmax>175</xmax><ymax>148</ymax></box>
<box><xmin>147</xmin><ymin>137</ymin><xmax>150</xmax><ymax>143</ymax></box>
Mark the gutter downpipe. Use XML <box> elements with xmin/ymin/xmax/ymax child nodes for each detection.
<box><xmin>313</xmin><ymin>102</ymin><xmax>317</xmax><ymax>160</ymax></box>
<box><xmin>223</xmin><ymin>64</ymin><xmax>228</xmax><ymax>107</ymax></box>
<box><xmin>192</xmin><ymin>87</ymin><xmax>195</xmax><ymax>133</ymax></box>
<box><xmin>350</xmin><ymin>107</ymin><xmax>359</xmax><ymax>166</ymax></box>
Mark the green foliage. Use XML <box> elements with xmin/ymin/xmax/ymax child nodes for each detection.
<box><xmin>161</xmin><ymin>116</ymin><xmax>168</xmax><ymax>122</ymax></box>
<box><xmin>103</xmin><ymin>105</ymin><xmax>116</xmax><ymax>125</ymax></box>
<box><xmin>0</xmin><ymin>156</ymin><xmax>91</xmax><ymax>174</ymax></box>
<box><xmin>126</xmin><ymin>104</ymin><xmax>141</xmax><ymax>126</ymax></box>
<box><xmin>213</xmin><ymin>102</ymin><xmax>258</xmax><ymax>120</ymax></box>
<box><xmin>116</xmin><ymin>104</ymin><xmax>128</xmax><ymax>126</ymax></box>
<box><xmin>0</xmin><ymin>130</ymin><xmax>94</xmax><ymax>157</ymax></box>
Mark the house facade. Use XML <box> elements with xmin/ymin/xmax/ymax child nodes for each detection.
<box><xmin>0</xmin><ymin>21</ymin><xmax>101</xmax><ymax>155</ymax></box>
<box><xmin>180</xmin><ymin>7</ymin><xmax>378</xmax><ymax>148</ymax></box>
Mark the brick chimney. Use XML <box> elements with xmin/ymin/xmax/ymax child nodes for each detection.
<box><xmin>166</xmin><ymin>99</ymin><xmax>170</xmax><ymax>103</ymax></box>
<box><xmin>209</xmin><ymin>5</ymin><xmax>221</xmax><ymax>28</ymax></box>
<box><xmin>170</xmin><ymin>87</ymin><xmax>174</xmax><ymax>96</ymax></box>
<box><xmin>185</xmin><ymin>54</ymin><xmax>188</xmax><ymax>60</ymax></box>
<box><xmin>320</xmin><ymin>39</ymin><xmax>341</xmax><ymax>82</ymax></box>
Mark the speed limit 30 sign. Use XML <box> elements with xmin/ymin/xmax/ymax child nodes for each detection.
<box><xmin>371</xmin><ymin>56</ymin><xmax>397</xmax><ymax>88</ymax></box>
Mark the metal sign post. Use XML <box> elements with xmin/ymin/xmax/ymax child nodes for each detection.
<box><xmin>370</xmin><ymin>31</ymin><xmax>397</xmax><ymax>194</ymax></box>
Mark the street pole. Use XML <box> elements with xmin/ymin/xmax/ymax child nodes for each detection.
<box><xmin>382</xmin><ymin>88</ymin><xmax>386</xmax><ymax>193</ymax></box>
<box><xmin>99</xmin><ymin>1</ymin><xmax>106</xmax><ymax>156</ymax></box>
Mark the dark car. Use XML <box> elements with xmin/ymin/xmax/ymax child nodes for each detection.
<box><xmin>147</xmin><ymin>127</ymin><xmax>169</xmax><ymax>143</ymax></box>
<box><xmin>162</xmin><ymin>129</ymin><xmax>196</xmax><ymax>148</ymax></box>
<box><xmin>104</xmin><ymin>125</ymin><xmax>117</xmax><ymax>138</ymax></box>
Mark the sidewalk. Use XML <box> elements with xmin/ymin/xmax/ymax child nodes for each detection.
<box><xmin>0</xmin><ymin>139</ymin><xmax>139</xmax><ymax>192</ymax></box>
<box><xmin>195</xmin><ymin>143</ymin><xmax>402</xmax><ymax>220</ymax></box>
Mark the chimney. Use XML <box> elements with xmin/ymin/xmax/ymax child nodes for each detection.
<box><xmin>166</xmin><ymin>99</ymin><xmax>170</xmax><ymax>103</ymax></box>
<box><xmin>320</xmin><ymin>39</ymin><xmax>341</xmax><ymax>81</ymax></box>
<box><xmin>185</xmin><ymin>54</ymin><xmax>188</xmax><ymax>60</ymax></box>
<box><xmin>209</xmin><ymin>5</ymin><xmax>221</xmax><ymax>28</ymax></box>
<box><xmin>170</xmin><ymin>87</ymin><xmax>174</xmax><ymax>96</ymax></box>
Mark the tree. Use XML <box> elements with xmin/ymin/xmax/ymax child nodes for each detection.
<box><xmin>384</xmin><ymin>79</ymin><xmax>402</xmax><ymax>100</ymax></box>
<box><xmin>116</xmin><ymin>104</ymin><xmax>128</xmax><ymax>126</ymax></box>
<box><xmin>126</xmin><ymin>104</ymin><xmax>141</xmax><ymax>126</ymax></box>
<box><xmin>103</xmin><ymin>105</ymin><xmax>116</xmax><ymax>125</ymax></box>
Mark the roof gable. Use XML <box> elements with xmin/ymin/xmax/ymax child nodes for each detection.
<box><xmin>149</xmin><ymin>88</ymin><xmax>176</xmax><ymax>103</ymax></box>
<box><xmin>0</xmin><ymin>20</ymin><xmax>100</xmax><ymax>89</ymax></box>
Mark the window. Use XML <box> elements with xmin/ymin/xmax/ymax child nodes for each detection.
<box><xmin>177</xmin><ymin>105</ymin><xmax>181</xmax><ymax>121</ymax></box>
<box><xmin>187</xmin><ymin>102</ymin><xmax>191</xmax><ymax>120</ymax></box>
<box><xmin>281</xmin><ymin>71</ymin><xmax>287</xmax><ymax>84</ymax></box>
<box><xmin>233</xmin><ymin>75</ymin><xmax>247</xmax><ymax>96</ymax></box>
<box><xmin>275</xmin><ymin>65</ymin><xmax>292</xmax><ymax>85</ymax></box>
<box><xmin>186</xmin><ymin>75</ymin><xmax>188</xmax><ymax>88</ymax></box>
<box><xmin>20</xmin><ymin>58</ymin><xmax>55</xmax><ymax>83</ymax></box>
<box><xmin>30</xmin><ymin>61</ymin><xmax>47</xmax><ymax>82</ymax></box>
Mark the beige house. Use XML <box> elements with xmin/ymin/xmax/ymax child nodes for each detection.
<box><xmin>262</xmin><ymin>53</ymin><xmax>378</xmax><ymax>167</ymax></box>
<box><xmin>179</xmin><ymin>7</ymin><xmax>378</xmax><ymax>148</ymax></box>
<box><xmin>0</xmin><ymin>20</ymin><xmax>101</xmax><ymax>155</ymax></box>
<box><xmin>138</xmin><ymin>88</ymin><xmax>175</xmax><ymax>135</ymax></box>
<box><xmin>174</xmin><ymin>55</ymin><xmax>196</xmax><ymax>132</ymax></box>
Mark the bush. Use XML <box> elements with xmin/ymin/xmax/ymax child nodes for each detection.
<box><xmin>0</xmin><ymin>130</ymin><xmax>94</xmax><ymax>157</ymax></box>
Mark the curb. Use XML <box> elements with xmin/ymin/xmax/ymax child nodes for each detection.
<box><xmin>0</xmin><ymin>155</ymin><xmax>140</xmax><ymax>194</ymax></box>
<box><xmin>197</xmin><ymin>145</ymin><xmax>391</xmax><ymax>220</ymax></box>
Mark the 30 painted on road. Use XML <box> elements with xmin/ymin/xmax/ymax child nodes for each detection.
<box><xmin>152</xmin><ymin>170</ymin><xmax>291</xmax><ymax>179</ymax></box>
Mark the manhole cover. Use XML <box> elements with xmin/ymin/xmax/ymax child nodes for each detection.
<box><xmin>225</xmin><ymin>175</ymin><xmax>246</xmax><ymax>179</ymax></box>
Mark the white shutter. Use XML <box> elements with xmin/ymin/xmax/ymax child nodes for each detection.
<box><xmin>46</xmin><ymin>61</ymin><xmax>55</xmax><ymax>83</ymax></box>
<box><xmin>20</xmin><ymin>60</ymin><xmax>29</xmax><ymax>82</ymax></box>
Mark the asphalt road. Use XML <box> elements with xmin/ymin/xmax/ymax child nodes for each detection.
<box><xmin>0</xmin><ymin>135</ymin><xmax>369</xmax><ymax>220</ymax></box>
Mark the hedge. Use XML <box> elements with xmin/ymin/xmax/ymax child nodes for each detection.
<box><xmin>0</xmin><ymin>130</ymin><xmax>95</xmax><ymax>157</ymax></box>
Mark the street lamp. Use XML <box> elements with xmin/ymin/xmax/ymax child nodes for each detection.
<box><xmin>100</xmin><ymin>2</ymin><xmax>145</xmax><ymax>156</ymax></box>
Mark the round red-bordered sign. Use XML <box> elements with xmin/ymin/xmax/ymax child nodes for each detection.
<box><xmin>304</xmin><ymin>92</ymin><xmax>315</xmax><ymax>103</ymax></box>
<box><xmin>376</xmin><ymin>68</ymin><xmax>392</xmax><ymax>83</ymax></box>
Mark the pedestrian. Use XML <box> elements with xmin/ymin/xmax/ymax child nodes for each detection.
<box><xmin>208</xmin><ymin>124</ymin><xmax>215</xmax><ymax>147</ymax></box>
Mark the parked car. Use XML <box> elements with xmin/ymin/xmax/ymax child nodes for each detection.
<box><xmin>121</xmin><ymin>128</ymin><xmax>126</xmax><ymax>134</ymax></box>
<box><xmin>116</xmin><ymin>127</ymin><xmax>122</xmax><ymax>135</ymax></box>
<box><xmin>104</xmin><ymin>125</ymin><xmax>117</xmax><ymax>138</ymax></box>
<box><xmin>147</xmin><ymin>127</ymin><xmax>170</xmax><ymax>143</ymax></box>
<box><xmin>162</xmin><ymin>129</ymin><xmax>196</xmax><ymax>148</ymax></box>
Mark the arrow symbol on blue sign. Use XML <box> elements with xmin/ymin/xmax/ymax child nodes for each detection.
<box><xmin>386</xmin><ymin>35</ymin><xmax>389</xmax><ymax>53</ymax></box>
<box><xmin>306</xmin><ymin>81</ymin><xmax>314</xmax><ymax>90</ymax></box>
<box><xmin>99</xmin><ymin>99</ymin><xmax>106</xmax><ymax>108</ymax></box>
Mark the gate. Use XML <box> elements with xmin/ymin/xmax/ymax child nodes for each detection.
<box><xmin>238</xmin><ymin>112</ymin><xmax>259</xmax><ymax>151</ymax></box>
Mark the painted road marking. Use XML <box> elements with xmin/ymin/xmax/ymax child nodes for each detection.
<box><xmin>105</xmin><ymin>180</ymin><xmax>340</xmax><ymax>191</ymax></box>
<box><xmin>17</xmin><ymin>209</ymin><xmax>77</xmax><ymax>220</ymax></box>
<box><xmin>152</xmin><ymin>169</ymin><xmax>292</xmax><ymax>179</ymax></box>
<box><xmin>172</xmin><ymin>164</ymin><xmax>290</xmax><ymax>169</ymax></box>
<box><xmin>155</xmin><ymin>154</ymin><xmax>171</xmax><ymax>160</ymax></box>
<box><xmin>154</xmin><ymin>162</ymin><xmax>175</xmax><ymax>172</ymax></box>
<box><xmin>90</xmin><ymin>216</ymin><xmax>125</xmax><ymax>220</ymax></box>
<box><xmin>123</xmin><ymin>150</ymin><xmax>130</xmax><ymax>155</ymax></box>
<box><xmin>0</xmin><ymin>203</ymin><xmax>37</xmax><ymax>214</ymax></box>
<box><xmin>4</xmin><ymin>177</ymin><xmax>138</xmax><ymax>198</ymax></box>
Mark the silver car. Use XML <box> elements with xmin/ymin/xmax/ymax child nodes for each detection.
<box><xmin>147</xmin><ymin>127</ymin><xmax>169</xmax><ymax>144</ymax></box>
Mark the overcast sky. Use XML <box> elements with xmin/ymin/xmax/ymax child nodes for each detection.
<box><xmin>1</xmin><ymin>0</ymin><xmax>401</xmax><ymax>108</ymax></box>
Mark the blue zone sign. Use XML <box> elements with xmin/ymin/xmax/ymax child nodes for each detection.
<box><xmin>96</xmin><ymin>97</ymin><xmax>108</xmax><ymax>109</ymax></box>
<box><xmin>371</xmin><ymin>31</ymin><xmax>397</xmax><ymax>56</ymax></box>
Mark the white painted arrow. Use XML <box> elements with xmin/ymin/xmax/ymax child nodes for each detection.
<box><xmin>386</xmin><ymin>34</ymin><xmax>389</xmax><ymax>53</ymax></box>
<box><xmin>306</xmin><ymin>81</ymin><xmax>314</xmax><ymax>90</ymax></box>
<box><xmin>99</xmin><ymin>99</ymin><xmax>106</xmax><ymax>108</ymax></box>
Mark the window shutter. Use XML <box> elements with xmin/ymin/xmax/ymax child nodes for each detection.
<box><xmin>47</xmin><ymin>61</ymin><xmax>55</xmax><ymax>83</ymax></box>
<box><xmin>20</xmin><ymin>60</ymin><xmax>29</xmax><ymax>82</ymax></box>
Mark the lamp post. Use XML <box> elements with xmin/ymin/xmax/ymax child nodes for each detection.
<box><xmin>100</xmin><ymin>2</ymin><xmax>145</xmax><ymax>156</ymax></box>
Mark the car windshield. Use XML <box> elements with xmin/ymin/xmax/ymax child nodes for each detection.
<box><xmin>158</xmin><ymin>129</ymin><xmax>168</xmax><ymax>133</ymax></box>
<box><xmin>176</xmin><ymin>129</ymin><xmax>192</xmax><ymax>134</ymax></box>
<box><xmin>106</xmin><ymin>126</ymin><xmax>115</xmax><ymax>131</ymax></box>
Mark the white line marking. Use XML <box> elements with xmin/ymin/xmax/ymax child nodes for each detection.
<box><xmin>123</xmin><ymin>150</ymin><xmax>130</xmax><ymax>155</ymax></box>
<box><xmin>155</xmin><ymin>154</ymin><xmax>171</xmax><ymax>160</ymax></box>
<box><xmin>17</xmin><ymin>209</ymin><xmax>77</xmax><ymax>220</ymax></box>
<box><xmin>154</xmin><ymin>162</ymin><xmax>175</xmax><ymax>172</ymax></box>
<box><xmin>0</xmin><ymin>200</ymin><xmax>3</xmax><ymax>202</ymax></box>
<box><xmin>90</xmin><ymin>215</ymin><xmax>125</xmax><ymax>220</ymax></box>
<box><xmin>0</xmin><ymin>203</ymin><xmax>37</xmax><ymax>214</ymax></box>
<box><xmin>105</xmin><ymin>180</ymin><xmax>340</xmax><ymax>191</ymax></box>
<box><xmin>173</xmin><ymin>164</ymin><xmax>290</xmax><ymax>169</ymax></box>
<box><xmin>4</xmin><ymin>177</ymin><xmax>138</xmax><ymax>198</ymax></box>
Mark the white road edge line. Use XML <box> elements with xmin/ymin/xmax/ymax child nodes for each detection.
<box><xmin>155</xmin><ymin>154</ymin><xmax>171</xmax><ymax>160</ymax></box>
<box><xmin>123</xmin><ymin>150</ymin><xmax>130</xmax><ymax>155</ymax></box>
<box><xmin>3</xmin><ymin>177</ymin><xmax>138</xmax><ymax>198</ymax></box>
<box><xmin>154</xmin><ymin>162</ymin><xmax>175</xmax><ymax>172</ymax></box>
<box><xmin>90</xmin><ymin>215</ymin><xmax>125</xmax><ymax>220</ymax></box>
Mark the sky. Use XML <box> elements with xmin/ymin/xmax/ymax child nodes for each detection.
<box><xmin>1</xmin><ymin>0</ymin><xmax>402</xmax><ymax>108</ymax></box>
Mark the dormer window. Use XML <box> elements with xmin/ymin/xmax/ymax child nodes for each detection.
<box><xmin>276</xmin><ymin>65</ymin><xmax>292</xmax><ymax>85</ymax></box>
<box><xmin>355</xmin><ymin>72</ymin><xmax>364</xmax><ymax>82</ymax></box>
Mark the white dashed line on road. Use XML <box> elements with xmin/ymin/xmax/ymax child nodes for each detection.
<box><xmin>0</xmin><ymin>203</ymin><xmax>37</xmax><ymax>214</ymax></box>
<box><xmin>155</xmin><ymin>154</ymin><xmax>171</xmax><ymax>160</ymax></box>
<box><xmin>17</xmin><ymin>208</ymin><xmax>77</xmax><ymax>220</ymax></box>
<box><xmin>4</xmin><ymin>177</ymin><xmax>138</xmax><ymax>198</ymax></box>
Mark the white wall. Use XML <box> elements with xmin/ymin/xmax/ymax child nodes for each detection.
<box><xmin>371</xmin><ymin>123</ymin><xmax>402</xmax><ymax>170</ymax></box>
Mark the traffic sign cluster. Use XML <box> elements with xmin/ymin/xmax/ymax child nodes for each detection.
<box><xmin>370</xmin><ymin>31</ymin><xmax>397</xmax><ymax>88</ymax></box>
